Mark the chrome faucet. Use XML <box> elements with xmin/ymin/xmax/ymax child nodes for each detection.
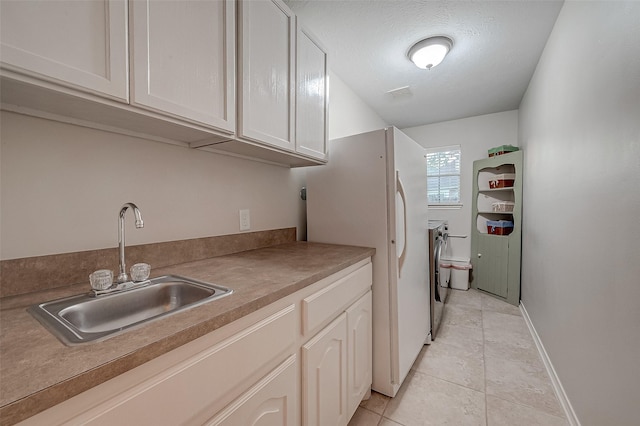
<box><xmin>117</xmin><ymin>202</ymin><xmax>144</xmax><ymax>283</ymax></box>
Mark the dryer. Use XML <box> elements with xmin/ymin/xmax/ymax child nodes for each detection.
<box><xmin>428</xmin><ymin>220</ymin><xmax>451</xmax><ymax>341</ymax></box>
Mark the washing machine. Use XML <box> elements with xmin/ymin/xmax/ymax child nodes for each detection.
<box><xmin>428</xmin><ymin>220</ymin><xmax>451</xmax><ymax>341</ymax></box>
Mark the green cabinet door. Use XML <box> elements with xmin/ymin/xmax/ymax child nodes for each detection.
<box><xmin>475</xmin><ymin>234</ymin><xmax>509</xmax><ymax>298</ymax></box>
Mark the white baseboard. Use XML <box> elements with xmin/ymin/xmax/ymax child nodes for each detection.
<box><xmin>520</xmin><ymin>302</ymin><xmax>581</xmax><ymax>426</ymax></box>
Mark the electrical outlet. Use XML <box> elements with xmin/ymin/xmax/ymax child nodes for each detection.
<box><xmin>239</xmin><ymin>209</ymin><xmax>251</xmax><ymax>231</ymax></box>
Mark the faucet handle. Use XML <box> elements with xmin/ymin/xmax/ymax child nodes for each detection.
<box><xmin>131</xmin><ymin>263</ymin><xmax>151</xmax><ymax>282</ymax></box>
<box><xmin>89</xmin><ymin>269</ymin><xmax>114</xmax><ymax>290</ymax></box>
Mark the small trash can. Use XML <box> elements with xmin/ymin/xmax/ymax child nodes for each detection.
<box><xmin>443</xmin><ymin>258</ymin><xmax>472</xmax><ymax>290</ymax></box>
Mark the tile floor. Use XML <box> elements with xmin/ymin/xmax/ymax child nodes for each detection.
<box><xmin>349</xmin><ymin>289</ymin><xmax>568</xmax><ymax>426</ymax></box>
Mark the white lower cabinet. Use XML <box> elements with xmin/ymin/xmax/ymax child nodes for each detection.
<box><xmin>301</xmin><ymin>290</ymin><xmax>373</xmax><ymax>426</ymax></box>
<box><xmin>18</xmin><ymin>304</ymin><xmax>297</xmax><ymax>425</ymax></box>
<box><xmin>302</xmin><ymin>313</ymin><xmax>348</xmax><ymax>426</ymax></box>
<box><xmin>18</xmin><ymin>259</ymin><xmax>372</xmax><ymax>426</ymax></box>
<box><xmin>207</xmin><ymin>355</ymin><xmax>298</xmax><ymax>426</ymax></box>
<box><xmin>346</xmin><ymin>291</ymin><xmax>373</xmax><ymax>418</ymax></box>
<box><xmin>300</xmin><ymin>261</ymin><xmax>373</xmax><ymax>426</ymax></box>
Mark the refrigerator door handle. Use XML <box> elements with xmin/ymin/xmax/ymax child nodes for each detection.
<box><xmin>397</xmin><ymin>171</ymin><xmax>408</xmax><ymax>277</ymax></box>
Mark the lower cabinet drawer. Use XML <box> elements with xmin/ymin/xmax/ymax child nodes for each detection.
<box><xmin>301</xmin><ymin>262</ymin><xmax>372</xmax><ymax>337</ymax></box>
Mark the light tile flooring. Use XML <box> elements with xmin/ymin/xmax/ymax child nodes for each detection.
<box><xmin>349</xmin><ymin>289</ymin><xmax>568</xmax><ymax>426</ymax></box>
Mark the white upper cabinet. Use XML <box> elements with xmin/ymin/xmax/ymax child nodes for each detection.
<box><xmin>129</xmin><ymin>0</ymin><xmax>235</xmax><ymax>132</ymax></box>
<box><xmin>237</xmin><ymin>0</ymin><xmax>296</xmax><ymax>151</ymax></box>
<box><xmin>1</xmin><ymin>0</ymin><xmax>328</xmax><ymax>166</ymax></box>
<box><xmin>0</xmin><ymin>0</ymin><xmax>128</xmax><ymax>101</ymax></box>
<box><xmin>295</xmin><ymin>24</ymin><xmax>328</xmax><ymax>161</ymax></box>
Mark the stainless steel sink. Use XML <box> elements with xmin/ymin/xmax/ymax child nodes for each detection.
<box><xmin>28</xmin><ymin>275</ymin><xmax>233</xmax><ymax>345</ymax></box>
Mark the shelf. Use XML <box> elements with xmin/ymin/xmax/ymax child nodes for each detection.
<box><xmin>478</xmin><ymin>187</ymin><xmax>514</xmax><ymax>192</ymax></box>
<box><xmin>478</xmin><ymin>211</ymin><xmax>514</xmax><ymax>215</ymax></box>
<box><xmin>476</xmin><ymin>212</ymin><xmax>514</xmax><ymax>234</ymax></box>
<box><xmin>476</xmin><ymin>191</ymin><xmax>514</xmax><ymax>213</ymax></box>
<box><xmin>476</xmin><ymin>232</ymin><xmax>511</xmax><ymax>237</ymax></box>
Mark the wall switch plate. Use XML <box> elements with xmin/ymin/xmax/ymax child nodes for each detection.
<box><xmin>239</xmin><ymin>209</ymin><xmax>251</xmax><ymax>231</ymax></box>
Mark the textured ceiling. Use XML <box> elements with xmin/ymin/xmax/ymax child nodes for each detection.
<box><xmin>287</xmin><ymin>0</ymin><xmax>564</xmax><ymax>128</ymax></box>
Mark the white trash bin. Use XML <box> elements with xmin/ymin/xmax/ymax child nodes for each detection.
<box><xmin>443</xmin><ymin>258</ymin><xmax>472</xmax><ymax>290</ymax></box>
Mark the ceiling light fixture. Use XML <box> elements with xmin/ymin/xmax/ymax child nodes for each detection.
<box><xmin>407</xmin><ymin>36</ymin><xmax>453</xmax><ymax>70</ymax></box>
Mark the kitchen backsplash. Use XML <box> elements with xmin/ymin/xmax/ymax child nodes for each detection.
<box><xmin>0</xmin><ymin>228</ymin><xmax>296</xmax><ymax>298</ymax></box>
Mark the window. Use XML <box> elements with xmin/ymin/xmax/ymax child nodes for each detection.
<box><xmin>426</xmin><ymin>146</ymin><xmax>461</xmax><ymax>206</ymax></box>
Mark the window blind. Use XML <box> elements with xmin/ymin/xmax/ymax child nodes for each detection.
<box><xmin>426</xmin><ymin>146</ymin><xmax>461</xmax><ymax>205</ymax></box>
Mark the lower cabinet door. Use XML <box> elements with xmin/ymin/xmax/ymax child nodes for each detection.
<box><xmin>346</xmin><ymin>291</ymin><xmax>372</xmax><ymax>418</ymax></box>
<box><xmin>302</xmin><ymin>313</ymin><xmax>348</xmax><ymax>426</ymax></box>
<box><xmin>207</xmin><ymin>355</ymin><xmax>298</xmax><ymax>426</ymax></box>
<box><xmin>476</xmin><ymin>234</ymin><xmax>510</xmax><ymax>298</ymax></box>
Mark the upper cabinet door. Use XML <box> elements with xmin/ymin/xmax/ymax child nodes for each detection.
<box><xmin>296</xmin><ymin>24</ymin><xmax>328</xmax><ymax>161</ymax></box>
<box><xmin>0</xmin><ymin>0</ymin><xmax>128</xmax><ymax>101</ymax></box>
<box><xmin>129</xmin><ymin>0</ymin><xmax>235</xmax><ymax>132</ymax></box>
<box><xmin>238</xmin><ymin>0</ymin><xmax>295</xmax><ymax>151</ymax></box>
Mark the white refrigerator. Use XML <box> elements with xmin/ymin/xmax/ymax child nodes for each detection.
<box><xmin>306</xmin><ymin>127</ymin><xmax>430</xmax><ymax>397</ymax></box>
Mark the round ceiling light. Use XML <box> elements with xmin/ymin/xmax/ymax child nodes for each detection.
<box><xmin>407</xmin><ymin>36</ymin><xmax>453</xmax><ymax>70</ymax></box>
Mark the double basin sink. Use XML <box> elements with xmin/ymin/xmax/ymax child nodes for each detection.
<box><xmin>28</xmin><ymin>275</ymin><xmax>233</xmax><ymax>345</ymax></box>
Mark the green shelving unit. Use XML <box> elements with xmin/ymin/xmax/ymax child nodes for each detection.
<box><xmin>470</xmin><ymin>150</ymin><xmax>523</xmax><ymax>306</ymax></box>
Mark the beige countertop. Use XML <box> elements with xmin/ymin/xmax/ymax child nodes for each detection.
<box><xmin>0</xmin><ymin>242</ymin><xmax>375</xmax><ymax>424</ymax></box>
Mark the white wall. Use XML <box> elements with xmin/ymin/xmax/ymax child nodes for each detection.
<box><xmin>0</xmin><ymin>69</ymin><xmax>386</xmax><ymax>260</ymax></box>
<box><xmin>403</xmin><ymin>110</ymin><xmax>518</xmax><ymax>260</ymax></box>
<box><xmin>518</xmin><ymin>2</ymin><xmax>640</xmax><ymax>425</ymax></box>
<box><xmin>0</xmin><ymin>111</ymin><xmax>305</xmax><ymax>259</ymax></box>
<box><xmin>328</xmin><ymin>70</ymin><xmax>387</xmax><ymax>140</ymax></box>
